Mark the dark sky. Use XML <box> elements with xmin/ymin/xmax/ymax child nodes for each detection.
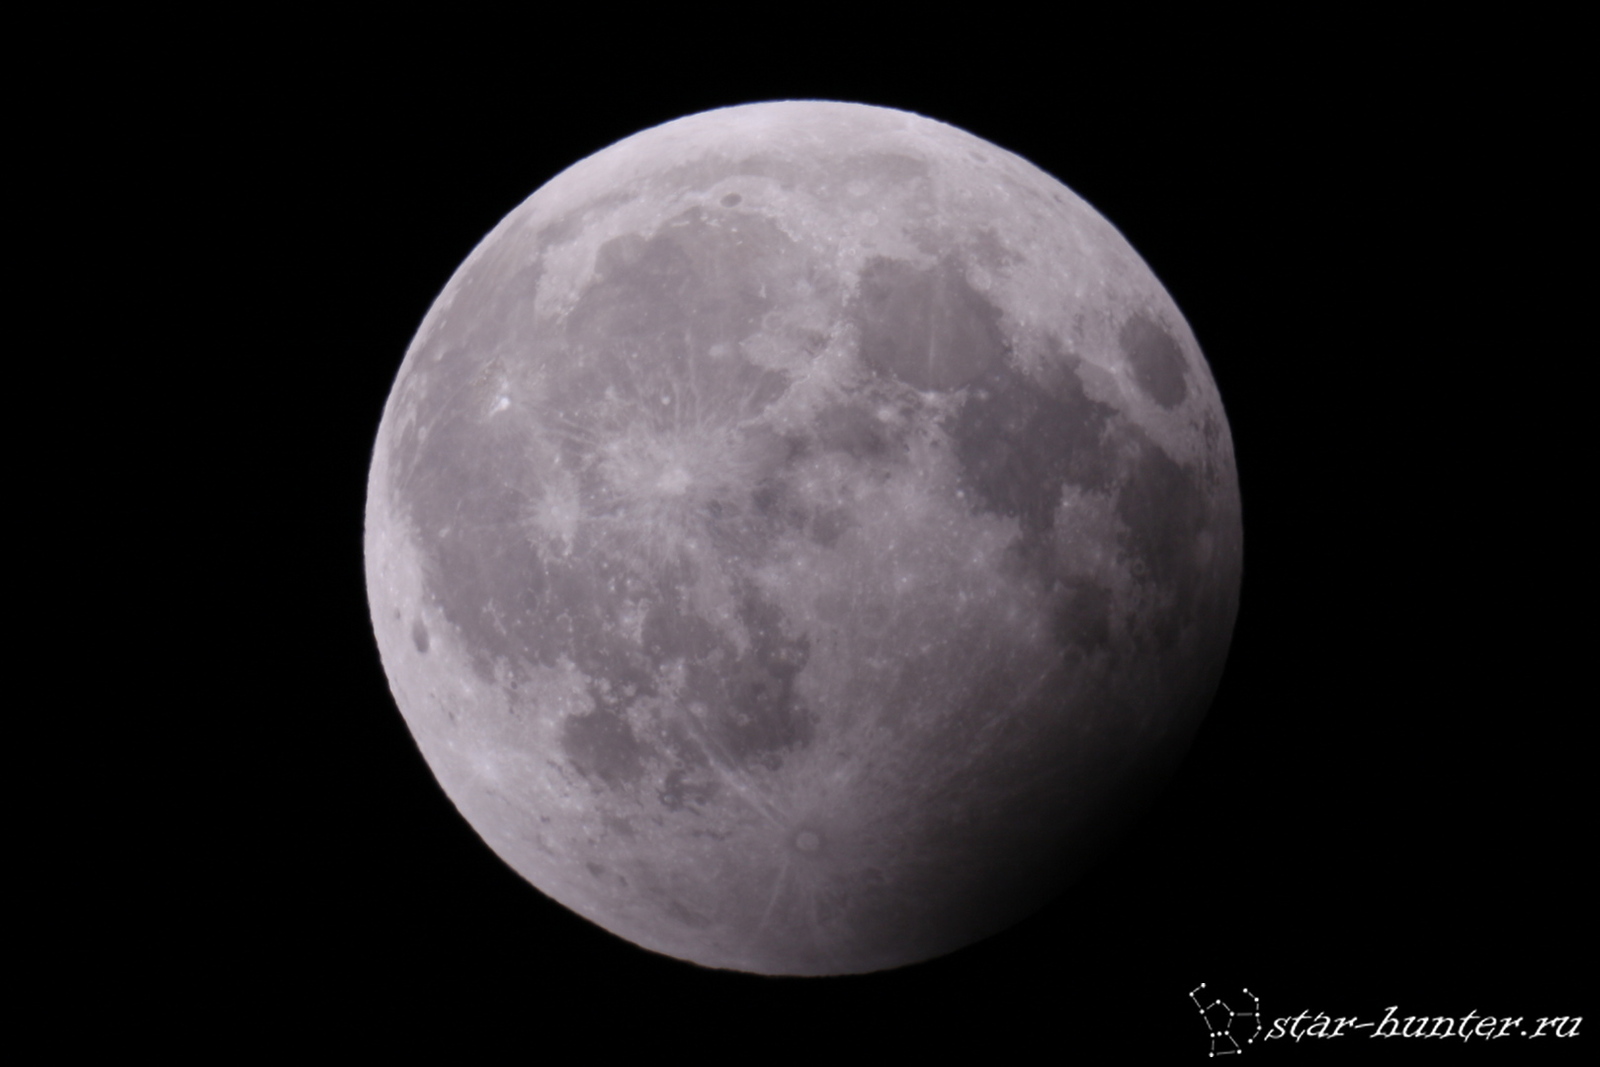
<box><xmin>120</xmin><ymin>18</ymin><xmax>1586</xmax><ymax>1059</ymax></box>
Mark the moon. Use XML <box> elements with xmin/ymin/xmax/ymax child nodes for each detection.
<box><xmin>364</xmin><ymin>101</ymin><xmax>1241</xmax><ymax>975</ymax></box>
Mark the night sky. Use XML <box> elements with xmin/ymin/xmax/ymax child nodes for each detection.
<box><xmin>105</xmin><ymin>17</ymin><xmax>1585</xmax><ymax>1059</ymax></box>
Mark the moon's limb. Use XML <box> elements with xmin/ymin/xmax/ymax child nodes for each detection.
<box><xmin>365</xmin><ymin>101</ymin><xmax>1241</xmax><ymax>974</ymax></box>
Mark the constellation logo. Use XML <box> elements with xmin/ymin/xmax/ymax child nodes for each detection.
<box><xmin>1190</xmin><ymin>984</ymin><xmax>1261</xmax><ymax>1057</ymax></box>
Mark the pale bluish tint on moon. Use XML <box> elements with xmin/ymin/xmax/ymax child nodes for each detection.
<box><xmin>364</xmin><ymin>101</ymin><xmax>1242</xmax><ymax>975</ymax></box>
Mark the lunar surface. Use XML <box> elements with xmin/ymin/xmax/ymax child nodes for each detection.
<box><xmin>365</xmin><ymin>101</ymin><xmax>1241</xmax><ymax>975</ymax></box>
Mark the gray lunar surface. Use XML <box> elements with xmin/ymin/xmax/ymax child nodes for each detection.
<box><xmin>365</xmin><ymin>101</ymin><xmax>1242</xmax><ymax>974</ymax></box>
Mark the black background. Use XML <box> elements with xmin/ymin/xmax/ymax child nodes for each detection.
<box><xmin>108</xmin><ymin>15</ymin><xmax>1586</xmax><ymax>1060</ymax></box>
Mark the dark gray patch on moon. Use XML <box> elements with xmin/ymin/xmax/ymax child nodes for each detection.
<box><xmin>808</xmin><ymin>507</ymin><xmax>852</xmax><ymax>547</ymax></box>
<box><xmin>411</xmin><ymin>619</ymin><xmax>429</xmax><ymax>653</ymax></box>
<box><xmin>1112</xmin><ymin>432</ymin><xmax>1210</xmax><ymax>649</ymax></box>
<box><xmin>949</xmin><ymin>345</ymin><xmax>1213</xmax><ymax>655</ymax></box>
<box><xmin>837</xmin><ymin>152</ymin><xmax>931</xmax><ymax>191</ymax></box>
<box><xmin>551</xmin><ymin>212</ymin><xmax>796</xmax><ymax>426</ymax></box>
<box><xmin>1050</xmin><ymin>581</ymin><xmax>1113</xmax><ymax>651</ymax></box>
<box><xmin>855</xmin><ymin>257</ymin><xmax>1006</xmax><ymax>391</ymax></box>
<box><xmin>1119</xmin><ymin>313</ymin><xmax>1188</xmax><ymax>408</ymax></box>
<box><xmin>642</xmin><ymin>585</ymin><xmax>814</xmax><ymax>770</ymax></box>
<box><xmin>814</xmin><ymin>404</ymin><xmax>890</xmax><ymax>459</ymax></box>
<box><xmin>1115</xmin><ymin>432</ymin><xmax>1207</xmax><ymax>592</ymax></box>
<box><xmin>659</xmin><ymin>766</ymin><xmax>719</xmax><ymax>812</ymax></box>
<box><xmin>693</xmin><ymin>592</ymin><xmax>812</xmax><ymax>767</ymax></box>
<box><xmin>561</xmin><ymin>707</ymin><xmax>648</xmax><ymax>789</ymax></box>
<box><xmin>664</xmin><ymin>899</ymin><xmax>713</xmax><ymax>929</ymax></box>
<box><xmin>948</xmin><ymin>348</ymin><xmax>1120</xmax><ymax>535</ymax></box>
<box><xmin>568</xmin><ymin>207</ymin><xmax>783</xmax><ymax>352</ymax></box>
<box><xmin>640</xmin><ymin>589</ymin><xmax>722</xmax><ymax>664</ymax></box>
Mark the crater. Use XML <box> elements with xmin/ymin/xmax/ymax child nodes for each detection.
<box><xmin>1119</xmin><ymin>313</ymin><xmax>1188</xmax><ymax>409</ymax></box>
<box><xmin>795</xmin><ymin>829</ymin><xmax>821</xmax><ymax>853</ymax></box>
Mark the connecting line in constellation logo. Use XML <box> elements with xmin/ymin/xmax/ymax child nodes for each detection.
<box><xmin>1190</xmin><ymin>983</ymin><xmax>1261</xmax><ymax>1057</ymax></box>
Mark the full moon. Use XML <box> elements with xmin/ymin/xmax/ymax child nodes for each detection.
<box><xmin>365</xmin><ymin>101</ymin><xmax>1241</xmax><ymax>975</ymax></box>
